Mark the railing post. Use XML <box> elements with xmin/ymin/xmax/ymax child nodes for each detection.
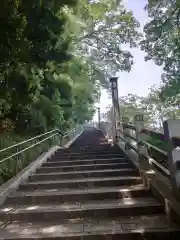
<box><xmin>134</xmin><ymin>114</ymin><xmax>150</xmax><ymax>187</ymax></box>
<box><xmin>98</xmin><ymin>107</ymin><xmax>101</xmax><ymax>129</ymax></box>
<box><xmin>163</xmin><ymin>120</ymin><xmax>180</xmax><ymax>200</ymax></box>
<box><xmin>122</xmin><ymin>117</ymin><xmax>131</xmax><ymax>150</ymax></box>
<box><xmin>106</xmin><ymin>122</ymin><xmax>114</xmax><ymax>142</ymax></box>
<box><xmin>134</xmin><ymin>114</ymin><xmax>145</xmax><ymax>163</ymax></box>
<box><xmin>116</xmin><ymin>120</ymin><xmax>123</xmax><ymax>143</ymax></box>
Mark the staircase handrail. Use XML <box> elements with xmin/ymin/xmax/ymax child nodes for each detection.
<box><xmin>100</xmin><ymin>121</ymin><xmax>169</xmax><ymax>177</ymax></box>
<box><xmin>118</xmin><ymin>122</ymin><xmax>169</xmax><ymax>174</ymax></box>
<box><xmin>0</xmin><ymin>129</ymin><xmax>61</xmax><ymax>154</ymax></box>
<box><xmin>0</xmin><ymin>125</ymin><xmax>83</xmax><ymax>164</ymax></box>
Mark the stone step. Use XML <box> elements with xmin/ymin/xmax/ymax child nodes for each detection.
<box><xmin>60</xmin><ymin>145</ymin><xmax>115</xmax><ymax>151</ymax></box>
<box><xmin>67</xmin><ymin>147</ymin><xmax>116</xmax><ymax>153</ymax></box>
<box><xmin>50</xmin><ymin>153</ymin><xmax>124</xmax><ymax>161</ymax></box>
<box><xmin>70</xmin><ymin>143</ymin><xmax>113</xmax><ymax>147</ymax></box>
<box><xmin>1</xmin><ymin>198</ymin><xmax>164</xmax><ymax>222</ymax></box>
<box><xmin>56</xmin><ymin>152</ymin><xmax>122</xmax><ymax>157</ymax></box>
<box><xmin>36</xmin><ymin>163</ymin><xmax>132</xmax><ymax>173</ymax></box>
<box><xmin>19</xmin><ymin>176</ymin><xmax>142</xmax><ymax>191</ymax></box>
<box><xmin>6</xmin><ymin>185</ymin><xmax>150</xmax><ymax>205</ymax></box>
<box><xmin>44</xmin><ymin>157</ymin><xmax>126</xmax><ymax>167</ymax></box>
<box><xmin>56</xmin><ymin>150</ymin><xmax>121</xmax><ymax>155</ymax></box>
<box><xmin>0</xmin><ymin>215</ymin><xmax>179</xmax><ymax>240</ymax></box>
<box><xmin>29</xmin><ymin>168</ymin><xmax>139</xmax><ymax>181</ymax></box>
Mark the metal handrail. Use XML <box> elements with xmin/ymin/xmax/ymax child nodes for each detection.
<box><xmin>63</xmin><ymin>126</ymin><xmax>82</xmax><ymax>138</ymax></box>
<box><xmin>0</xmin><ymin>125</ymin><xmax>83</xmax><ymax>164</ymax></box>
<box><xmin>148</xmin><ymin>156</ymin><xmax>170</xmax><ymax>176</ymax></box>
<box><xmin>142</xmin><ymin>141</ymin><xmax>167</xmax><ymax>156</ymax></box>
<box><xmin>127</xmin><ymin>142</ymin><xmax>138</xmax><ymax>153</ymax></box>
<box><xmin>0</xmin><ymin>129</ymin><xmax>61</xmax><ymax>154</ymax></box>
<box><xmin>0</xmin><ymin>133</ymin><xmax>58</xmax><ymax>164</ymax></box>
<box><xmin>124</xmin><ymin>132</ymin><xmax>137</xmax><ymax>142</ymax></box>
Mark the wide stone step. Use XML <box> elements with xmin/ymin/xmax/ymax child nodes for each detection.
<box><xmin>0</xmin><ymin>215</ymin><xmax>179</xmax><ymax>240</ymax></box>
<box><xmin>29</xmin><ymin>169</ymin><xmax>139</xmax><ymax>181</ymax></box>
<box><xmin>65</xmin><ymin>148</ymin><xmax>117</xmax><ymax>153</ymax></box>
<box><xmin>50</xmin><ymin>153</ymin><xmax>124</xmax><ymax>161</ymax></box>
<box><xmin>1</xmin><ymin>198</ymin><xmax>164</xmax><ymax>222</ymax></box>
<box><xmin>36</xmin><ymin>163</ymin><xmax>132</xmax><ymax>173</ymax></box>
<box><xmin>19</xmin><ymin>176</ymin><xmax>142</xmax><ymax>191</ymax></box>
<box><xmin>44</xmin><ymin>157</ymin><xmax>126</xmax><ymax>167</ymax></box>
<box><xmin>56</xmin><ymin>150</ymin><xmax>121</xmax><ymax>156</ymax></box>
<box><xmin>6</xmin><ymin>185</ymin><xmax>150</xmax><ymax>205</ymax></box>
<box><xmin>59</xmin><ymin>146</ymin><xmax>116</xmax><ymax>151</ymax></box>
<box><xmin>69</xmin><ymin>143</ymin><xmax>113</xmax><ymax>149</ymax></box>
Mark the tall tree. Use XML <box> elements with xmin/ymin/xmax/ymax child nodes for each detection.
<box><xmin>0</xmin><ymin>0</ymin><xmax>79</xmax><ymax>133</ymax></box>
<box><xmin>0</xmin><ymin>0</ymin><xmax>141</xmax><ymax>135</ymax></box>
<box><xmin>104</xmin><ymin>94</ymin><xmax>152</xmax><ymax>127</ymax></box>
<box><xmin>103</xmin><ymin>91</ymin><xmax>180</xmax><ymax>130</ymax></box>
<box><xmin>67</xmin><ymin>0</ymin><xmax>141</xmax><ymax>87</ymax></box>
<box><xmin>141</xmin><ymin>0</ymin><xmax>180</xmax><ymax>105</ymax></box>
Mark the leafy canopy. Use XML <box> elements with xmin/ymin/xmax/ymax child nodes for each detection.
<box><xmin>0</xmin><ymin>0</ymin><xmax>140</xmax><ymax>135</ymax></box>
<box><xmin>141</xmin><ymin>0</ymin><xmax>180</xmax><ymax>105</ymax></box>
<box><xmin>70</xmin><ymin>0</ymin><xmax>141</xmax><ymax>85</ymax></box>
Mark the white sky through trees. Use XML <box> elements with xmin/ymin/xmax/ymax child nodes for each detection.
<box><xmin>94</xmin><ymin>0</ymin><xmax>162</xmax><ymax>121</ymax></box>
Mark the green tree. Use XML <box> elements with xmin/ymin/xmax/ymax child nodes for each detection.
<box><xmin>141</xmin><ymin>0</ymin><xmax>180</xmax><ymax>105</ymax></box>
<box><xmin>68</xmin><ymin>0</ymin><xmax>141</xmax><ymax>86</ymax></box>
<box><xmin>0</xmin><ymin>0</ymin><xmax>79</xmax><ymax>133</ymax></box>
<box><xmin>0</xmin><ymin>0</ymin><xmax>142</xmax><ymax>183</ymax></box>
<box><xmin>0</xmin><ymin>0</ymin><xmax>141</xmax><ymax>135</ymax></box>
<box><xmin>104</xmin><ymin>94</ymin><xmax>152</xmax><ymax>127</ymax></box>
<box><xmin>103</xmin><ymin>91</ymin><xmax>180</xmax><ymax>130</ymax></box>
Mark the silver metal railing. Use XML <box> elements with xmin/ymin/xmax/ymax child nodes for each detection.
<box><xmin>0</xmin><ymin>125</ymin><xmax>83</xmax><ymax>183</ymax></box>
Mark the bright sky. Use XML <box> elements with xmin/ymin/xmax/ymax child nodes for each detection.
<box><xmin>94</xmin><ymin>0</ymin><xmax>163</xmax><ymax>121</ymax></box>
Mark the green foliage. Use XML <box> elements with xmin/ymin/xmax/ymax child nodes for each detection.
<box><xmin>141</xmin><ymin>0</ymin><xmax>180</xmax><ymax>105</ymax></box>
<box><xmin>146</xmin><ymin>135</ymin><xmax>168</xmax><ymax>152</ymax></box>
<box><xmin>104</xmin><ymin>90</ymin><xmax>180</xmax><ymax>131</ymax></box>
<box><xmin>0</xmin><ymin>0</ymin><xmax>140</xmax><ymax>136</ymax></box>
<box><xmin>72</xmin><ymin>0</ymin><xmax>141</xmax><ymax>85</ymax></box>
<box><xmin>0</xmin><ymin>0</ymin><xmax>97</xmax><ymax>134</ymax></box>
<box><xmin>0</xmin><ymin>0</ymin><xmax>140</xmax><ymax>183</ymax></box>
<box><xmin>104</xmin><ymin>92</ymin><xmax>170</xmax><ymax>151</ymax></box>
<box><xmin>104</xmin><ymin>94</ymin><xmax>152</xmax><ymax>127</ymax></box>
<box><xmin>0</xmin><ymin>133</ymin><xmax>59</xmax><ymax>184</ymax></box>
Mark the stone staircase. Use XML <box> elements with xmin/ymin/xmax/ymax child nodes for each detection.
<box><xmin>0</xmin><ymin>128</ymin><xmax>179</xmax><ymax>239</ymax></box>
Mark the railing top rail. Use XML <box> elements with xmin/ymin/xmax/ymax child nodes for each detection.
<box><xmin>148</xmin><ymin>157</ymin><xmax>170</xmax><ymax>176</ymax></box>
<box><xmin>0</xmin><ymin>125</ymin><xmax>82</xmax><ymax>154</ymax></box>
<box><xmin>63</xmin><ymin>128</ymin><xmax>76</xmax><ymax>136</ymax></box>
<box><xmin>143</xmin><ymin>141</ymin><xmax>167</xmax><ymax>156</ymax></box>
<box><xmin>126</xmin><ymin>138</ymin><xmax>169</xmax><ymax>175</ymax></box>
<box><xmin>0</xmin><ymin>125</ymin><xmax>83</xmax><ymax>164</ymax></box>
<box><xmin>123</xmin><ymin>123</ymin><xmax>164</xmax><ymax>135</ymax></box>
<box><xmin>0</xmin><ymin>129</ymin><xmax>62</xmax><ymax>154</ymax></box>
<box><xmin>0</xmin><ymin>132</ymin><xmax>58</xmax><ymax>164</ymax></box>
<box><xmin>122</xmin><ymin>123</ymin><xmax>136</xmax><ymax>130</ymax></box>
